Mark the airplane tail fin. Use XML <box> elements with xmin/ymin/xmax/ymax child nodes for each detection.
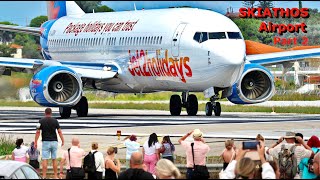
<box><xmin>47</xmin><ymin>1</ymin><xmax>85</xmax><ymax>20</ymax></box>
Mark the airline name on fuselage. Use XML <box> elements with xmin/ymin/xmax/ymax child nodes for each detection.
<box><xmin>63</xmin><ymin>20</ymin><xmax>139</xmax><ymax>36</ymax></box>
<box><xmin>128</xmin><ymin>49</ymin><xmax>192</xmax><ymax>83</ymax></box>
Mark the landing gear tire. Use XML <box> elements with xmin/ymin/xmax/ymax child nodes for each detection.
<box><xmin>214</xmin><ymin>102</ymin><xmax>221</xmax><ymax>116</ymax></box>
<box><xmin>205</xmin><ymin>102</ymin><xmax>213</xmax><ymax>116</ymax></box>
<box><xmin>186</xmin><ymin>94</ymin><xmax>198</xmax><ymax>116</ymax></box>
<box><xmin>59</xmin><ymin>106</ymin><xmax>71</xmax><ymax>119</ymax></box>
<box><xmin>170</xmin><ymin>95</ymin><xmax>182</xmax><ymax>116</ymax></box>
<box><xmin>76</xmin><ymin>96</ymin><xmax>88</xmax><ymax>117</ymax></box>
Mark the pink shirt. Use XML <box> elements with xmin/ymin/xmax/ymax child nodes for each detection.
<box><xmin>63</xmin><ymin>146</ymin><xmax>86</xmax><ymax>169</ymax></box>
<box><xmin>181</xmin><ymin>140</ymin><xmax>210</xmax><ymax>168</ymax></box>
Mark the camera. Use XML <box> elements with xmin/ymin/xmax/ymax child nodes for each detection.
<box><xmin>242</xmin><ymin>141</ymin><xmax>260</xmax><ymax>150</ymax></box>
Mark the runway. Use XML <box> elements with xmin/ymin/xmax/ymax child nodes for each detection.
<box><xmin>0</xmin><ymin>107</ymin><xmax>320</xmax><ymax>135</ymax></box>
<box><xmin>1</xmin><ymin>107</ymin><xmax>320</xmax><ymax>157</ymax></box>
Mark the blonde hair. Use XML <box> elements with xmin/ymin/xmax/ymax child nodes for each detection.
<box><xmin>236</xmin><ymin>157</ymin><xmax>256</xmax><ymax>179</ymax></box>
<box><xmin>256</xmin><ymin>134</ymin><xmax>265</xmax><ymax>142</ymax></box>
<box><xmin>92</xmin><ymin>142</ymin><xmax>98</xmax><ymax>150</ymax></box>
<box><xmin>225</xmin><ymin>139</ymin><xmax>234</xmax><ymax>148</ymax></box>
<box><xmin>155</xmin><ymin>159</ymin><xmax>181</xmax><ymax>179</ymax></box>
<box><xmin>107</xmin><ymin>147</ymin><xmax>116</xmax><ymax>155</ymax></box>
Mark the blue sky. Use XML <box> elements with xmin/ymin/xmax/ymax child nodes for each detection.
<box><xmin>0</xmin><ymin>1</ymin><xmax>319</xmax><ymax>26</ymax></box>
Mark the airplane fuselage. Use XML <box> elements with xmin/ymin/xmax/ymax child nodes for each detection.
<box><xmin>41</xmin><ymin>8</ymin><xmax>246</xmax><ymax>93</ymax></box>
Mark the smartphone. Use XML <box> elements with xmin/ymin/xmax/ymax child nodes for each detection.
<box><xmin>114</xmin><ymin>147</ymin><xmax>118</xmax><ymax>154</ymax></box>
<box><xmin>242</xmin><ymin>141</ymin><xmax>260</xmax><ymax>150</ymax></box>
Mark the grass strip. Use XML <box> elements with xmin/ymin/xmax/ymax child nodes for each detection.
<box><xmin>0</xmin><ymin>100</ymin><xmax>320</xmax><ymax>114</ymax></box>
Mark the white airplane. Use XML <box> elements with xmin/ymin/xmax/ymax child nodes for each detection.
<box><xmin>1</xmin><ymin>1</ymin><xmax>320</xmax><ymax>118</ymax></box>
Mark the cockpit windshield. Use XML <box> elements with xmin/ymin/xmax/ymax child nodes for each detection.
<box><xmin>193</xmin><ymin>31</ymin><xmax>242</xmax><ymax>43</ymax></box>
<box><xmin>227</xmin><ymin>32</ymin><xmax>242</xmax><ymax>39</ymax></box>
<box><xmin>209</xmin><ymin>32</ymin><xmax>226</xmax><ymax>39</ymax></box>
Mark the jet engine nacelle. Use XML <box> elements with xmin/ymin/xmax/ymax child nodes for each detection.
<box><xmin>227</xmin><ymin>63</ymin><xmax>275</xmax><ymax>104</ymax></box>
<box><xmin>30</xmin><ymin>66</ymin><xmax>82</xmax><ymax>107</ymax></box>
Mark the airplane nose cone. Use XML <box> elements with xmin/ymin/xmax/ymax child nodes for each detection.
<box><xmin>214</xmin><ymin>40</ymin><xmax>246</xmax><ymax>66</ymax></box>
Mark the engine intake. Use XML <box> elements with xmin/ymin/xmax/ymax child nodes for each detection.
<box><xmin>30</xmin><ymin>66</ymin><xmax>82</xmax><ymax>107</ymax></box>
<box><xmin>227</xmin><ymin>63</ymin><xmax>275</xmax><ymax>104</ymax></box>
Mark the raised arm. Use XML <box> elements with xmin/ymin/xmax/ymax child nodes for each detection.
<box><xmin>178</xmin><ymin>130</ymin><xmax>193</xmax><ymax>144</ymax></box>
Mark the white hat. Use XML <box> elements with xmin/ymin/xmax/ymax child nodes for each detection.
<box><xmin>193</xmin><ymin>129</ymin><xmax>203</xmax><ymax>138</ymax></box>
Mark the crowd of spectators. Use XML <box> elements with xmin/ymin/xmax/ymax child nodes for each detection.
<box><xmin>9</xmin><ymin>108</ymin><xmax>320</xmax><ymax>179</ymax></box>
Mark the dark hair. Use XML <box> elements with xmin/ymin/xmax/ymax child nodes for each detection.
<box><xmin>16</xmin><ymin>138</ymin><xmax>23</xmax><ymax>149</ymax></box>
<box><xmin>45</xmin><ymin>108</ymin><xmax>52</xmax><ymax>115</ymax></box>
<box><xmin>295</xmin><ymin>133</ymin><xmax>303</xmax><ymax>144</ymax></box>
<box><xmin>163</xmin><ymin>136</ymin><xmax>175</xmax><ymax>151</ymax></box>
<box><xmin>29</xmin><ymin>141</ymin><xmax>36</xmax><ymax>155</ymax></box>
<box><xmin>148</xmin><ymin>133</ymin><xmax>158</xmax><ymax>147</ymax></box>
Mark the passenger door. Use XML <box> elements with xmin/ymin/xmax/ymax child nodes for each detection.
<box><xmin>171</xmin><ymin>23</ymin><xmax>187</xmax><ymax>57</ymax></box>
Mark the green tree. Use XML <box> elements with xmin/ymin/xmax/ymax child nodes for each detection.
<box><xmin>13</xmin><ymin>34</ymin><xmax>35</xmax><ymax>46</ymax></box>
<box><xmin>75</xmin><ymin>1</ymin><xmax>101</xmax><ymax>13</ymax></box>
<box><xmin>0</xmin><ymin>44</ymin><xmax>15</xmax><ymax>57</ymax></box>
<box><xmin>95</xmin><ymin>5</ymin><xmax>114</xmax><ymax>12</ymax></box>
<box><xmin>299</xmin><ymin>1</ymin><xmax>302</xmax><ymax>9</ymax></box>
<box><xmin>242</xmin><ymin>1</ymin><xmax>256</xmax><ymax>8</ymax></box>
<box><xmin>29</xmin><ymin>15</ymin><xmax>48</xmax><ymax>27</ymax></box>
<box><xmin>232</xmin><ymin>18</ymin><xmax>274</xmax><ymax>44</ymax></box>
<box><xmin>258</xmin><ymin>1</ymin><xmax>274</xmax><ymax>9</ymax></box>
<box><xmin>22</xmin><ymin>42</ymin><xmax>41</xmax><ymax>59</ymax></box>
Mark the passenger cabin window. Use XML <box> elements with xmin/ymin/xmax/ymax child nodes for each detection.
<box><xmin>227</xmin><ymin>32</ymin><xmax>242</xmax><ymax>39</ymax></box>
<box><xmin>209</xmin><ymin>32</ymin><xmax>226</xmax><ymax>39</ymax></box>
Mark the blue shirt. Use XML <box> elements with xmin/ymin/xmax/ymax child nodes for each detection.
<box><xmin>299</xmin><ymin>147</ymin><xmax>320</xmax><ymax>179</ymax></box>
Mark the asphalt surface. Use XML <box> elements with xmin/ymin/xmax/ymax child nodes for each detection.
<box><xmin>0</xmin><ymin>107</ymin><xmax>319</xmax><ymax>159</ymax></box>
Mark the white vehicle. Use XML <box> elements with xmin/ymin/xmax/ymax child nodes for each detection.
<box><xmin>1</xmin><ymin>1</ymin><xmax>320</xmax><ymax>118</ymax></box>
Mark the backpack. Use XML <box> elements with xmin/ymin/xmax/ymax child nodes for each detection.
<box><xmin>278</xmin><ymin>144</ymin><xmax>297</xmax><ymax>179</ymax></box>
<box><xmin>83</xmin><ymin>151</ymin><xmax>98</xmax><ymax>173</ymax></box>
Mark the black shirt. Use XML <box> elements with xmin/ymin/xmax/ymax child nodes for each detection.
<box><xmin>38</xmin><ymin>117</ymin><xmax>60</xmax><ymax>141</ymax></box>
<box><xmin>118</xmin><ymin>169</ymin><xmax>154</xmax><ymax>180</ymax></box>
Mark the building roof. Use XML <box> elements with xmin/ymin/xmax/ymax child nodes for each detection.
<box><xmin>10</xmin><ymin>44</ymin><xmax>23</xmax><ymax>49</ymax></box>
<box><xmin>225</xmin><ymin>12</ymin><xmax>239</xmax><ymax>18</ymax></box>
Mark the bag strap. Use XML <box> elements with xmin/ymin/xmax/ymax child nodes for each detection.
<box><xmin>191</xmin><ymin>143</ymin><xmax>195</xmax><ymax>168</ymax></box>
<box><xmin>92</xmin><ymin>151</ymin><xmax>100</xmax><ymax>170</ymax></box>
<box><xmin>68</xmin><ymin>148</ymin><xmax>72</xmax><ymax>168</ymax></box>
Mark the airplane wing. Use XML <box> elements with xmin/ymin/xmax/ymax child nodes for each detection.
<box><xmin>0</xmin><ymin>57</ymin><xmax>118</xmax><ymax>80</ymax></box>
<box><xmin>0</xmin><ymin>24</ymin><xmax>41</xmax><ymax>36</ymax></box>
<box><xmin>246</xmin><ymin>47</ymin><xmax>320</xmax><ymax>65</ymax></box>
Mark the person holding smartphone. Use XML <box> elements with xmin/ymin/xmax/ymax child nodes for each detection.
<box><xmin>219</xmin><ymin>141</ymin><xmax>276</xmax><ymax>179</ymax></box>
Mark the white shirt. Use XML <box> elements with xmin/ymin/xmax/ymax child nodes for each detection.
<box><xmin>143</xmin><ymin>141</ymin><xmax>161</xmax><ymax>155</ymax></box>
<box><xmin>219</xmin><ymin>160</ymin><xmax>276</xmax><ymax>179</ymax></box>
<box><xmin>91</xmin><ymin>150</ymin><xmax>105</xmax><ymax>172</ymax></box>
<box><xmin>13</xmin><ymin>145</ymin><xmax>28</xmax><ymax>158</ymax></box>
<box><xmin>124</xmin><ymin>139</ymin><xmax>140</xmax><ymax>160</ymax></box>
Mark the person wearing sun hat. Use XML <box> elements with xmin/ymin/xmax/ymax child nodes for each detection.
<box><xmin>267</xmin><ymin>131</ymin><xmax>313</xmax><ymax>178</ymax></box>
<box><xmin>178</xmin><ymin>129</ymin><xmax>210</xmax><ymax>179</ymax></box>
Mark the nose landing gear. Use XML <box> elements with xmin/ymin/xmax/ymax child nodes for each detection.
<box><xmin>205</xmin><ymin>95</ymin><xmax>221</xmax><ymax>116</ymax></box>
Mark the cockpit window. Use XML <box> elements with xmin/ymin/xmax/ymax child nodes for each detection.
<box><xmin>209</xmin><ymin>32</ymin><xmax>226</xmax><ymax>39</ymax></box>
<box><xmin>193</xmin><ymin>32</ymin><xmax>208</xmax><ymax>43</ymax></box>
<box><xmin>227</xmin><ymin>32</ymin><xmax>242</xmax><ymax>39</ymax></box>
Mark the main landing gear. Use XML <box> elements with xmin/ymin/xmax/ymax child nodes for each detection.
<box><xmin>59</xmin><ymin>96</ymin><xmax>88</xmax><ymax>118</ymax></box>
<box><xmin>170</xmin><ymin>92</ymin><xmax>198</xmax><ymax>116</ymax></box>
<box><xmin>205</xmin><ymin>95</ymin><xmax>221</xmax><ymax>116</ymax></box>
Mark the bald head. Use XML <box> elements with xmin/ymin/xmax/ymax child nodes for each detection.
<box><xmin>72</xmin><ymin>137</ymin><xmax>80</xmax><ymax>146</ymax></box>
<box><xmin>130</xmin><ymin>152</ymin><xmax>143</xmax><ymax>168</ymax></box>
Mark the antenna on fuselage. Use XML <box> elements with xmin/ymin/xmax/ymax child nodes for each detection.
<box><xmin>134</xmin><ymin>3</ymin><xmax>137</xmax><ymax>11</ymax></box>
